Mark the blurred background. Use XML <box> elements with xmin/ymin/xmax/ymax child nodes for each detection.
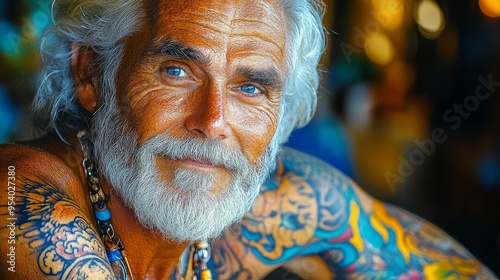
<box><xmin>1</xmin><ymin>0</ymin><xmax>499</xmax><ymax>274</ymax></box>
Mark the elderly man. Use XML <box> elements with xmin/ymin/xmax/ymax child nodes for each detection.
<box><xmin>0</xmin><ymin>0</ymin><xmax>497</xmax><ymax>279</ymax></box>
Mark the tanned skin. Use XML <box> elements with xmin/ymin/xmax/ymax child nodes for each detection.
<box><xmin>0</xmin><ymin>0</ymin><xmax>497</xmax><ymax>279</ymax></box>
<box><xmin>0</xmin><ymin>140</ymin><xmax>496</xmax><ymax>279</ymax></box>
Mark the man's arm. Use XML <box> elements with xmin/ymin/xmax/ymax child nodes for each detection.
<box><xmin>214</xmin><ymin>147</ymin><xmax>497</xmax><ymax>279</ymax></box>
<box><xmin>279</xmin><ymin>148</ymin><xmax>497</xmax><ymax>279</ymax></box>
<box><xmin>0</xmin><ymin>144</ymin><xmax>114</xmax><ymax>279</ymax></box>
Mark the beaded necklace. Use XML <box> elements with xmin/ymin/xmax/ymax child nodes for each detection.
<box><xmin>77</xmin><ymin>130</ymin><xmax>212</xmax><ymax>280</ymax></box>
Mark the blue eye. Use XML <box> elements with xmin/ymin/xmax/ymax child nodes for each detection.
<box><xmin>165</xmin><ymin>66</ymin><xmax>186</xmax><ymax>77</ymax></box>
<box><xmin>240</xmin><ymin>84</ymin><xmax>260</xmax><ymax>94</ymax></box>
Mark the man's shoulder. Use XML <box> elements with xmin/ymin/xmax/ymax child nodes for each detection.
<box><xmin>258</xmin><ymin>147</ymin><xmax>362</xmax><ymax>218</ymax></box>
<box><xmin>272</xmin><ymin>147</ymin><xmax>372</xmax><ymax>226</ymax></box>
<box><xmin>0</xmin><ymin>142</ymin><xmax>72</xmax><ymax>170</ymax></box>
<box><xmin>0</xmin><ymin>143</ymin><xmax>113</xmax><ymax>279</ymax></box>
<box><xmin>213</xmin><ymin>148</ymin><xmax>354</xmax><ymax>277</ymax></box>
<box><xmin>271</xmin><ymin>147</ymin><xmax>355</xmax><ymax>192</ymax></box>
<box><xmin>0</xmin><ymin>142</ymin><xmax>90</xmax><ymax>222</ymax></box>
<box><xmin>0</xmin><ymin>142</ymin><xmax>82</xmax><ymax>193</ymax></box>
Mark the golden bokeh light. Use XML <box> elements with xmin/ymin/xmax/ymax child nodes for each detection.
<box><xmin>371</xmin><ymin>0</ymin><xmax>404</xmax><ymax>30</ymax></box>
<box><xmin>479</xmin><ymin>0</ymin><xmax>500</xmax><ymax>18</ymax></box>
<box><xmin>415</xmin><ymin>0</ymin><xmax>445</xmax><ymax>39</ymax></box>
<box><xmin>364</xmin><ymin>33</ymin><xmax>394</xmax><ymax>65</ymax></box>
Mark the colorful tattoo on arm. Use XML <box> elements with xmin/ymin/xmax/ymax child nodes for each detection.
<box><xmin>7</xmin><ymin>177</ymin><xmax>114</xmax><ymax>279</ymax></box>
<box><xmin>232</xmin><ymin>148</ymin><xmax>497</xmax><ymax>279</ymax></box>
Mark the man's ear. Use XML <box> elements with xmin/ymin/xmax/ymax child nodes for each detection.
<box><xmin>71</xmin><ymin>43</ymin><xmax>99</xmax><ymax>113</ymax></box>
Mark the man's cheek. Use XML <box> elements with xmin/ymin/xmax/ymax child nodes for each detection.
<box><xmin>129</xmin><ymin>97</ymin><xmax>186</xmax><ymax>143</ymax></box>
<box><xmin>231</xmin><ymin>101</ymin><xmax>279</xmax><ymax>129</ymax></box>
<box><xmin>237</xmin><ymin>124</ymin><xmax>277</xmax><ymax>164</ymax></box>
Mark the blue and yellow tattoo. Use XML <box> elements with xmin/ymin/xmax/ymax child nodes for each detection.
<box><xmin>8</xmin><ymin>177</ymin><xmax>114</xmax><ymax>279</ymax></box>
<box><xmin>214</xmin><ymin>148</ymin><xmax>497</xmax><ymax>279</ymax></box>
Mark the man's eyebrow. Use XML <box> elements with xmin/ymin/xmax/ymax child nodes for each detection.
<box><xmin>145</xmin><ymin>39</ymin><xmax>211</xmax><ymax>65</ymax></box>
<box><xmin>237</xmin><ymin>66</ymin><xmax>283</xmax><ymax>88</ymax></box>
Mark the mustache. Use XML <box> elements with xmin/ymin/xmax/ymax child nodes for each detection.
<box><xmin>140</xmin><ymin>134</ymin><xmax>250</xmax><ymax>172</ymax></box>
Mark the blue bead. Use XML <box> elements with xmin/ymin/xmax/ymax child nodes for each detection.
<box><xmin>107</xmin><ymin>250</ymin><xmax>123</xmax><ymax>262</ymax></box>
<box><xmin>95</xmin><ymin>208</ymin><xmax>111</xmax><ymax>221</ymax></box>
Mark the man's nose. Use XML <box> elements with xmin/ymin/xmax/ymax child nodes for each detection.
<box><xmin>184</xmin><ymin>87</ymin><xmax>231</xmax><ymax>140</ymax></box>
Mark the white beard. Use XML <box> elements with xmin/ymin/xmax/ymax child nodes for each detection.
<box><xmin>91</xmin><ymin>102</ymin><xmax>280</xmax><ymax>242</ymax></box>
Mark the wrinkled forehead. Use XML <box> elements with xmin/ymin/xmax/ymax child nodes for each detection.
<box><xmin>157</xmin><ymin>0</ymin><xmax>287</xmax><ymax>62</ymax></box>
<box><xmin>154</xmin><ymin>0</ymin><xmax>287</xmax><ymax>39</ymax></box>
<box><xmin>117</xmin><ymin>0</ymin><xmax>289</xmax><ymax>90</ymax></box>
